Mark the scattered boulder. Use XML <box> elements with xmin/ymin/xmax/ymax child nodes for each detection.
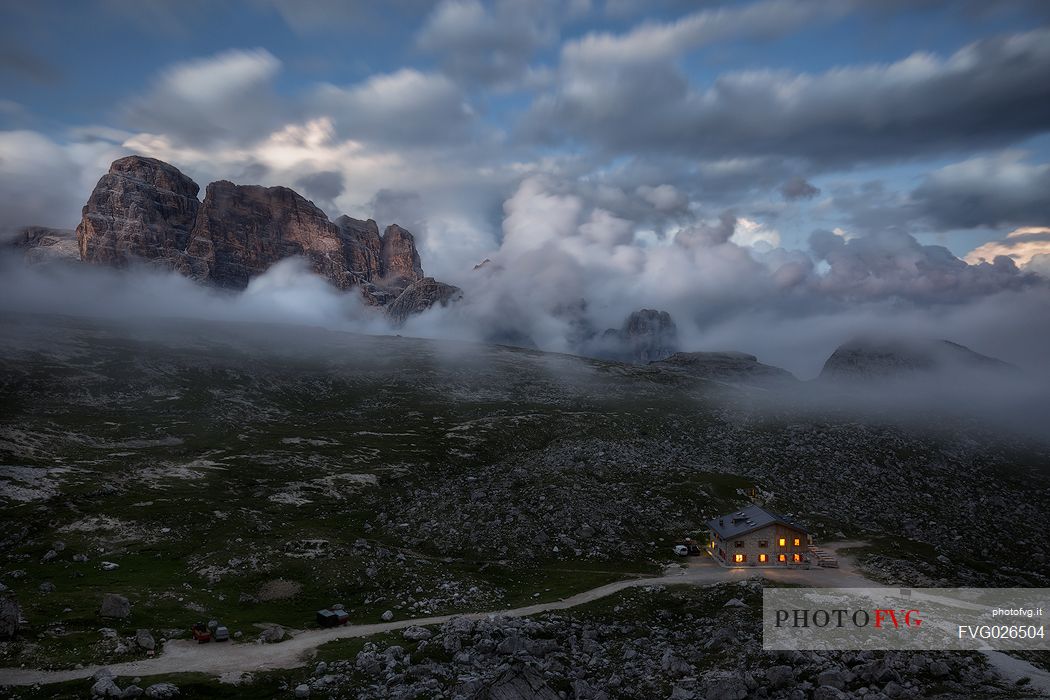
<box><xmin>765</xmin><ymin>665</ymin><xmax>794</xmax><ymax>688</ymax></box>
<box><xmin>0</xmin><ymin>595</ymin><xmax>16</xmax><ymax>638</ymax></box>
<box><xmin>91</xmin><ymin>677</ymin><xmax>122</xmax><ymax>698</ymax></box>
<box><xmin>702</xmin><ymin>671</ymin><xmax>748</xmax><ymax>700</ymax></box>
<box><xmin>402</xmin><ymin>625</ymin><xmax>432</xmax><ymax>641</ymax></box>
<box><xmin>485</xmin><ymin>666</ymin><xmax>559</xmax><ymax>700</ymax></box>
<box><xmin>135</xmin><ymin>628</ymin><xmax>156</xmax><ymax>651</ymax></box>
<box><xmin>294</xmin><ymin>684</ymin><xmax>310</xmax><ymax>698</ymax></box>
<box><xmin>258</xmin><ymin>625</ymin><xmax>285</xmax><ymax>643</ymax></box>
<box><xmin>381</xmin><ymin>610</ymin><xmax>394</xmax><ymax>622</ymax></box>
<box><xmin>99</xmin><ymin>593</ymin><xmax>130</xmax><ymax>619</ymax></box>
<box><xmin>929</xmin><ymin>660</ymin><xmax>951</xmax><ymax>678</ymax></box>
<box><xmin>144</xmin><ymin>682</ymin><xmax>180</xmax><ymax>699</ymax></box>
<box><xmin>817</xmin><ymin>668</ymin><xmax>846</xmax><ymax>690</ymax></box>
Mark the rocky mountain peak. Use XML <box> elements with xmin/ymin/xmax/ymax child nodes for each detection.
<box><xmin>585</xmin><ymin>308</ymin><xmax>680</xmax><ymax>364</ymax></box>
<box><xmin>107</xmin><ymin>155</ymin><xmax>200</xmax><ymax>198</ymax></box>
<box><xmin>617</xmin><ymin>308</ymin><xmax>679</xmax><ymax>363</ymax></box>
<box><xmin>65</xmin><ymin>156</ymin><xmax>448</xmax><ymax>317</ymax></box>
<box><xmin>76</xmin><ymin>155</ymin><xmax>200</xmax><ymax>267</ymax></box>
<box><xmin>381</xmin><ymin>224</ymin><xmax>424</xmax><ymax>292</ymax></box>
<box><xmin>819</xmin><ymin>336</ymin><xmax>1015</xmax><ymax>381</ymax></box>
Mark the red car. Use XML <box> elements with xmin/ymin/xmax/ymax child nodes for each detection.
<box><xmin>191</xmin><ymin>623</ymin><xmax>211</xmax><ymax>643</ymax></box>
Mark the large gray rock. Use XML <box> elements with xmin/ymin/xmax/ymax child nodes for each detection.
<box><xmin>765</xmin><ymin>665</ymin><xmax>794</xmax><ymax>688</ymax></box>
<box><xmin>486</xmin><ymin>666</ymin><xmax>560</xmax><ymax>700</ymax></box>
<box><xmin>135</xmin><ymin>628</ymin><xmax>155</xmax><ymax>651</ymax></box>
<box><xmin>813</xmin><ymin>687</ymin><xmax>847</xmax><ymax>700</ymax></box>
<box><xmin>258</xmin><ymin>625</ymin><xmax>285</xmax><ymax>643</ymax></box>
<box><xmin>91</xmin><ymin>677</ymin><xmax>122</xmax><ymax>697</ymax></box>
<box><xmin>702</xmin><ymin>671</ymin><xmax>748</xmax><ymax>700</ymax></box>
<box><xmin>402</xmin><ymin>625</ymin><xmax>432</xmax><ymax>641</ymax></box>
<box><xmin>144</xmin><ymin>682</ymin><xmax>180</xmax><ymax>698</ymax></box>
<box><xmin>817</xmin><ymin>669</ymin><xmax>846</xmax><ymax>690</ymax></box>
<box><xmin>99</xmin><ymin>593</ymin><xmax>130</xmax><ymax>619</ymax></box>
<box><xmin>0</xmin><ymin>596</ymin><xmax>20</xmax><ymax>638</ymax></box>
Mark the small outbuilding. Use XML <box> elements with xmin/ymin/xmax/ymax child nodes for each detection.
<box><xmin>707</xmin><ymin>504</ymin><xmax>811</xmax><ymax>568</ymax></box>
<box><xmin>316</xmin><ymin>609</ymin><xmax>339</xmax><ymax>627</ymax></box>
<box><xmin>316</xmin><ymin>608</ymin><xmax>350</xmax><ymax>627</ymax></box>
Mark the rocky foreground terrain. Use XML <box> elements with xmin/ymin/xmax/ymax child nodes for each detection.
<box><xmin>0</xmin><ymin>312</ymin><xmax>1048</xmax><ymax>697</ymax></box>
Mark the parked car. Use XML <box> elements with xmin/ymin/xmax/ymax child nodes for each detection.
<box><xmin>673</xmin><ymin>544</ymin><xmax>689</xmax><ymax>556</ymax></box>
<box><xmin>191</xmin><ymin>622</ymin><xmax>211</xmax><ymax>643</ymax></box>
<box><xmin>214</xmin><ymin>625</ymin><xmax>230</xmax><ymax>642</ymax></box>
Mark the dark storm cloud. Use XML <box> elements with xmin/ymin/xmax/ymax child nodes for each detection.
<box><xmin>526</xmin><ymin>26</ymin><xmax>1050</xmax><ymax>167</ymax></box>
<box><xmin>780</xmin><ymin>176</ymin><xmax>820</xmax><ymax>201</ymax></box>
<box><xmin>911</xmin><ymin>154</ymin><xmax>1050</xmax><ymax>230</ymax></box>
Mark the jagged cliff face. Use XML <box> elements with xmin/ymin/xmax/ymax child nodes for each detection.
<box><xmin>335</xmin><ymin>215</ymin><xmax>383</xmax><ymax>281</ymax></box>
<box><xmin>179</xmin><ymin>181</ymin><xmax>352</xmax><ymax>290</ymax></box>
<box><xmin>71</xmin><ymin>156</ymin><xmax>446</xmax><ymax>313</ymax></box>
<box><xmin>76</xmin><ymin>156</ymin><xmax>200</xmax><ymax>268</ymax></box>
<box><xmin>380</xmin><ymin>224</ymin><xmax>424</xmax><ymax>293</ymax></box>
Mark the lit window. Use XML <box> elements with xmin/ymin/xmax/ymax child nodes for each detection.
<box><xmin>778</xmin><ymin>537</ymin><xmax>786</xmax><ymax>547</ymax></box>
<box><xmin>793</xmin><ymin>538</ymin><xmax>801</xmax><ymax>547</ymax></box>
<box><xmin>759</xmin><ymin>553</ymin><xmax>768</xmax><ymax>563</ymax></box>
<box><xmin>793</xmin><ymin>553</ymin><xmax>801</xmax><ymax>563</ymax></box>
<box><xmin>733</xmin><ymin>554</ymin><xmax>745</xmax><ymax>563</ymax></box>
<box><xmin>778</xmin><ymin>554</ymin><xmax>786</xmax><ymax>562</ymax></box>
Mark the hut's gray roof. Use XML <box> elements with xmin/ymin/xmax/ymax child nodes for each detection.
<box><xmin>708</xmin><ymin>504</ymin><xmax>807</xmax><ymax>539</ymax></box>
